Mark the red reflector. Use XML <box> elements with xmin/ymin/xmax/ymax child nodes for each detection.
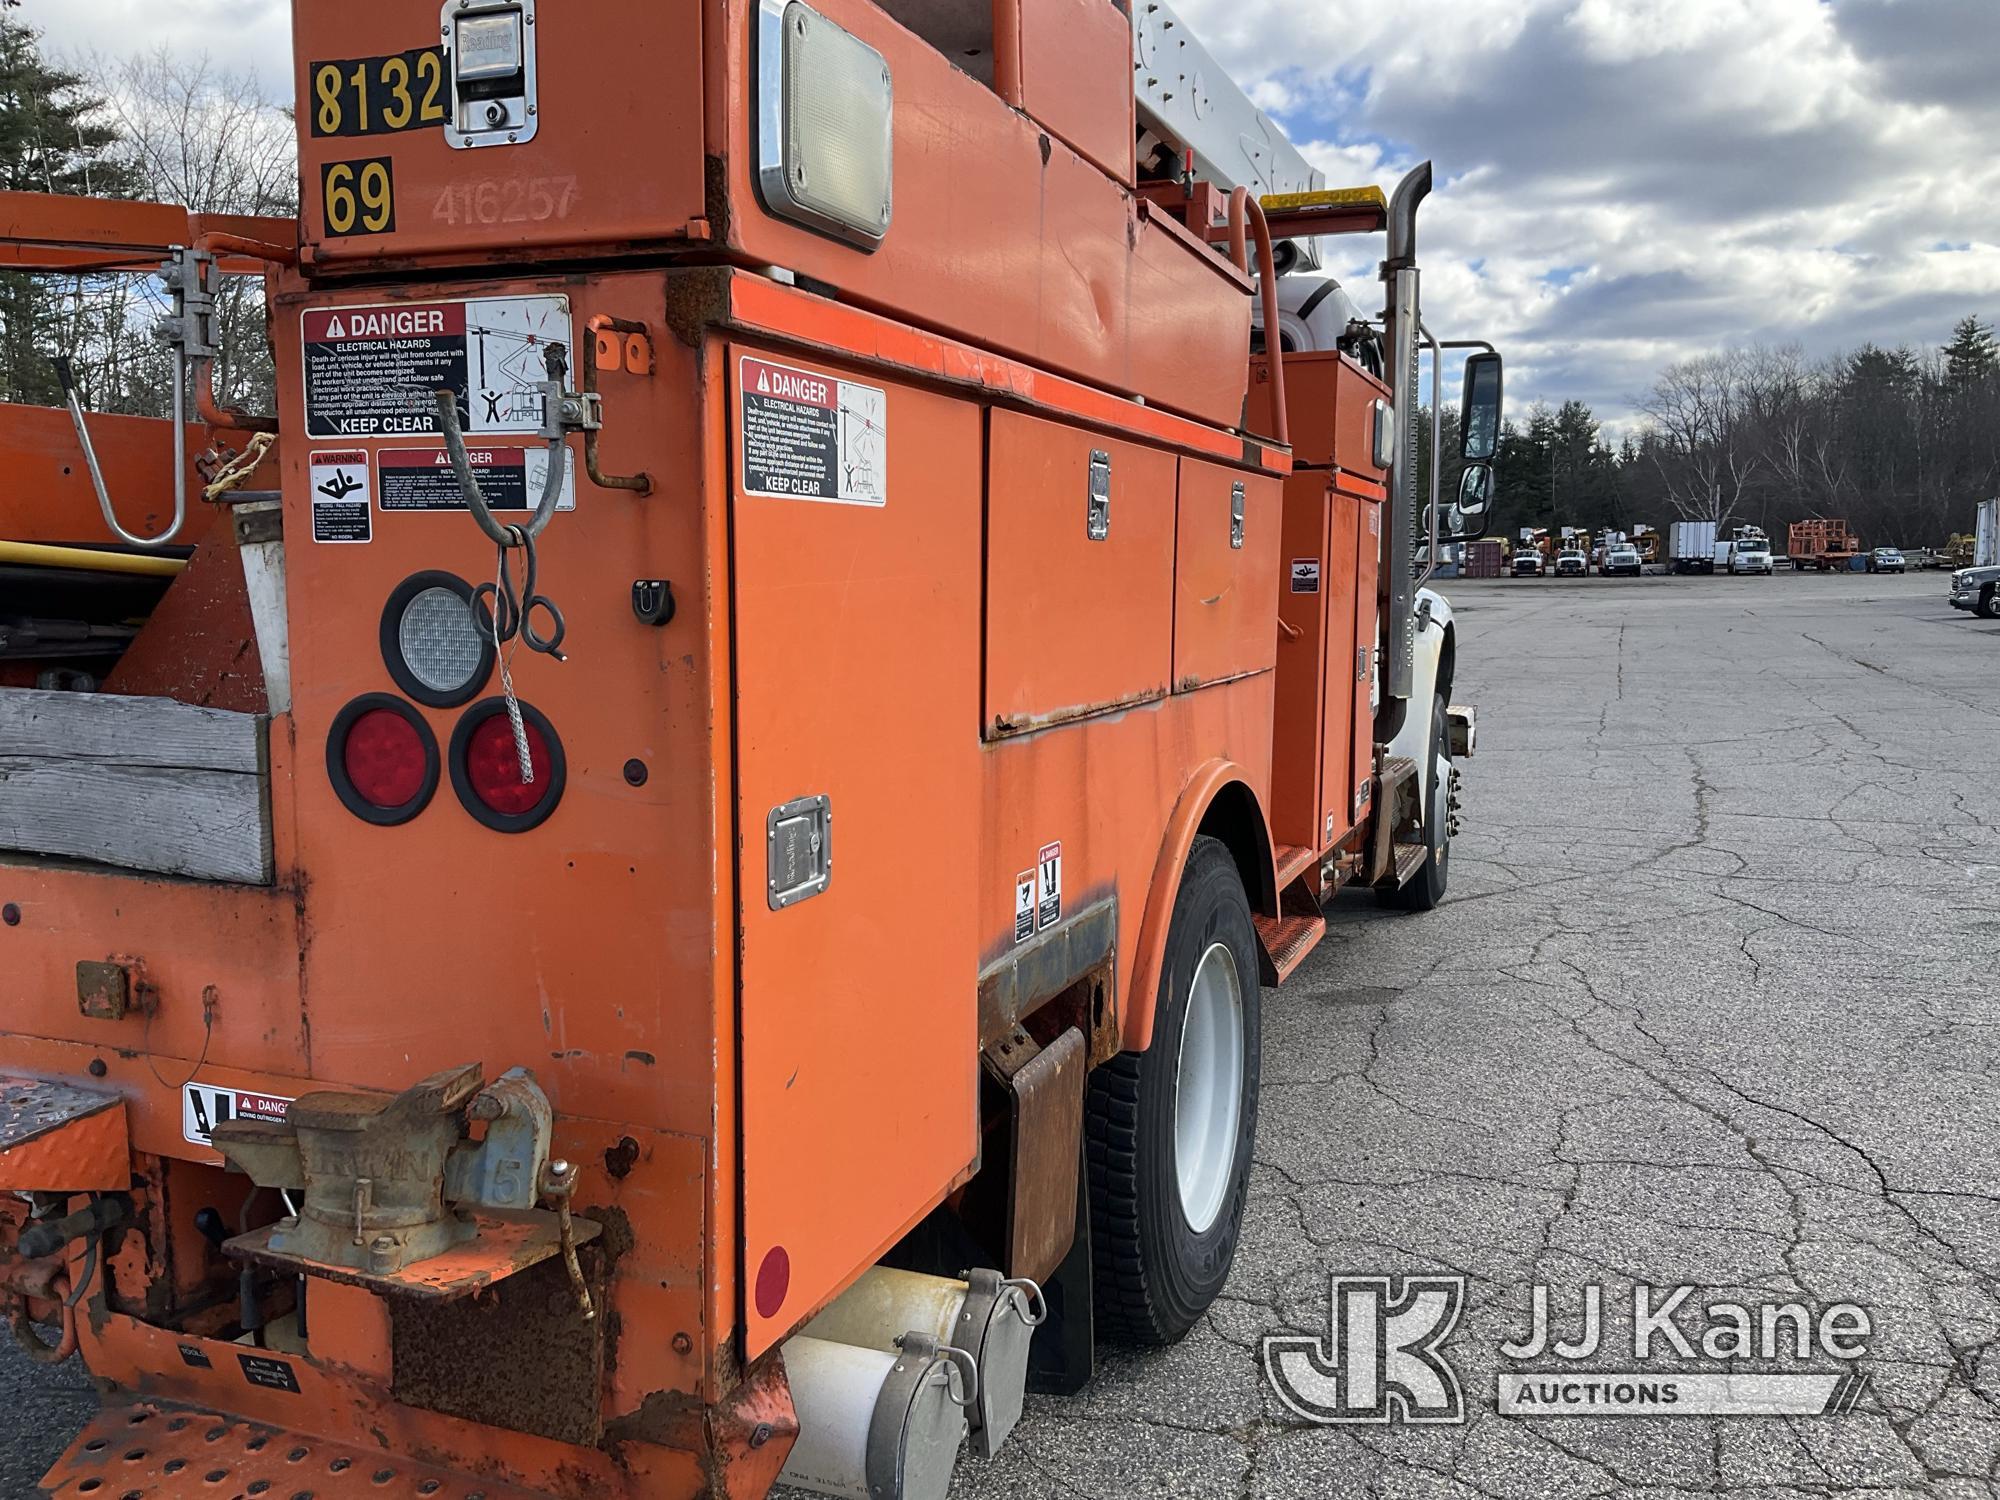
<box><xmin>465</xmin><ymin>713</ymin><xmax>553</xmax><ymax>817</ymax></box>
<box><xmin>755</xmin><ymin>1245</ymin><xmax>790</xmax><ymax>1320</ymax></box>
<box><xmin>343</xmin><ymin>708</ymin><xmax>429</xmax><ymax>809</ymax></box>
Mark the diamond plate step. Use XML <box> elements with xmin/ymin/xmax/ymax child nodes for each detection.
<box><xmin>41</xmin><ymin>1402</ymin><xmax>553</xmax><ymax>1500</ymax></box>
<box><xmin>1252</xmin><ymin>910</ymin><xmax>1325</xmax><ymax>985</ymax></box>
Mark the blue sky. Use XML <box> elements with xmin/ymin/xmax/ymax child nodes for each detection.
<box><xmin>26</xmin><ymin>0</ymin><xmax>2000</xmax><ymax>432</ymax></box>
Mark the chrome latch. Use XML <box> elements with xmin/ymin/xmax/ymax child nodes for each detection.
<box><xmin>767</xmin><ymin>794</ymin><xmax>832</xmax><ymax>909</ymax></box>
<box><xmin>1230</xmin><ymin>481</ymin><xmax>1245</xmax><ymax>550</ymax></box>
<box><xmin>1087</xmin><ymin>450</ymin><xmax>1111</xmax><ymax>541</ymax></box>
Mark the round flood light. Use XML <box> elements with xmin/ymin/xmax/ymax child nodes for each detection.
<box><xmin>326</xmin><ymin>694</ymin><xmax>439</xmax><ymax>825</ymax></box>
<box><xmin>449</xmin><ymin>698</ymin><xmax>566</xmax><ymax>832</ymax></box>
<box><xmin>380</xmin><ymin>571</ymin><xmax>494</xmax><ymax>709</ymax></box>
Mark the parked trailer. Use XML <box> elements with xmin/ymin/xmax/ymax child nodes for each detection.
<box><xmin>0</xmin><ymin>3</ymin><xmax>1500</xmax><ymax>1498</ymax></box>
<box><xmin>1463</xmin><ymin>539</ymin><xmax>1504</xmax><ymax>578</ymax></box>
<box><xmin>1669</xmin><ymin>519</ymin><xmax>1718</xmax><ymax>574</ymax></box>
<box><xmin>1790</xmin><ymin>518</ymin><xmax>1861</xmax><ymax>572</ymax></box>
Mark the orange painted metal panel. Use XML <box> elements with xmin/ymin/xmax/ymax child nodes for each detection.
<box><xmin>974</xmin><ymin>677</ymin><xmax>1278</xmax><ymax>1051</ymax></box>
<box><xmin>1268</xmin><ymin>473</ymin><xmax>1330</xmax><ymax>852</ymax></box>
<box><xmin>1251</xmin><ymin>351</ymin><xmax>1391</xmax><ymax>487</ymax></box>
<box><xmin>1172</xmin><ymin>458</ymin><xmax>1281</xmax><ymax>691</ymax></box>
<box><xmin>1011</xmin><ymin>0</ymin><xmax>1136</xmax><ymax>186</ymax></box>
<box><xmin>1350</xmin><ymin>497</ymin><xmax>1384</xmax><ymax>824</ymax></box>
<box><xmin>986</xmin><ymin>410</ymin><xmax>1176</xmax><ymax>735</ymax></box>
<box><xmin>731</xmin><ymin>345</ymin><xmax>982</xmax><ymax>1358</ymax></box>
<box><xmin>1321</xmin><ymin>490</ymin><xmax>1364</xmax><ymax>844</ymax></box>
<box><xmin>0</xmin><ymin>1087</ymin><xmax>128</xmax><ymax>1192</ymax></box>
<box><xmin>725</xmin><ymin>271</ymin><xmax>1283</xmax><ymax>474</ymax></box>
<box><xmin>291</xmin><ymin>0</ymin><xmax>705</xmax><ymax>271</ymax></box>
<box><xmin>712</xmin><ymin>0</ymin><xmax>1252</xmax><ymax>428</ymax></box>
<box><xmin>0</xmin><ymin>402</ymin><xmax>220</xmax><ymax>547</ymax></box>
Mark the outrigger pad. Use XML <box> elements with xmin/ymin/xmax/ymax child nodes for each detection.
<box><xmin>0</xmin><ymin>1076</ymin><xmax>128</xmax><ymax>1193</ymax></box>
<box><xmin>41</xmin><ymin>1401</ymin><xmax>556</xmax><ymax>1499</ymax></box>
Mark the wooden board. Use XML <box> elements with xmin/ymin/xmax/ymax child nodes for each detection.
<box><xmin>0</xmin><ymin>688</ymin><xmax>270</xmax><ymax>883</ymax></box>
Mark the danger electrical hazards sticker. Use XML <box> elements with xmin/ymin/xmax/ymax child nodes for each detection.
<box><xmin>739</xmin><ymin>355</ymin><xmax>887</xmax><ymax>505</ymax></box>
<box><xmin>377</xmin><ymin>445</ymin><xmax>576</xmax><ymax>513</ymax></box>
<box><xmin>301</xmin><ymin>294</ymin><xmax>574</xmax><ymax>440</ymax></box>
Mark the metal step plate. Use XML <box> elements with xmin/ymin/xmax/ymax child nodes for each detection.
<box><xmin>0</xmin><ymin>1076</ymin><xmax>128</xmax><ymax>1191</ymax></box>
<box><xmin>41</xmin><ymin>1402</ymin><xmax>554</xmax><ymax>1499</ymax></box>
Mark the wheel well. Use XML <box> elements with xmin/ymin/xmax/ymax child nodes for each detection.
<box><xmin>1436</xmin><ymin>621</ymin><xmax>1456</xmax><ymax>706</ymax></box>
<box><xmin>1196</xmin><ymin>780</ymin><xmax>1278</xmax><ymax>916</ymax></box>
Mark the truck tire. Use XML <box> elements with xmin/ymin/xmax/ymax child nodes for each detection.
<box><xmin>1087</xmin><ymin>835</ymin><xmax>1260</xmax><ymax>1346</ymax></box>
<box><xmin>1382</xmin><ymin>693</ymin><xmax>1452</xmax><ymax>911</ymax></box>
<box><xmin>1979</xmin><ymin>585</ymin><xmax>1998</xmax><ymax>620</ymax></box>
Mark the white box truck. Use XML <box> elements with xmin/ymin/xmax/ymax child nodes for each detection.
<box><xmin>1671</xmin><ymin>519</ymin><xmax>1719</xmax><ymax>574</ymax></box>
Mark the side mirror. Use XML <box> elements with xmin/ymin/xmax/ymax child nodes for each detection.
<box><xmin>1445</xmin><ymin>462</ymin><xmax>1494</xmax><ymax>542</ymax></box>
<box><xmin>1459</xmin><ymin>351</ymin><xmax>1503</xmax><ymax>462</ymax></box>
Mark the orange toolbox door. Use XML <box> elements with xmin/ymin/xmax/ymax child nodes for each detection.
<box><xmin>1322</xmin><ymin>489</ymin><xmax>1364</xmax><ymax>842</ymax></box>
<box><xmin>729</xmin><ymin>347</ymin><xmax>982</xmax><ymax>1358</ymax></box>
<box><xmin>1349</xmin><ymin>496</ymin><xmax>1383</xmax><ymax>823</ymax></box>
<box><xmin>1171</xmin><ymin>458</ymin><xmax>1281</xmax><ymax>692</ymax></box>
<box><xmin>1269</xmin><ymin>472</ymin><xmax>1332</xmax><ymax>851</ymax></box>
<box><xmin>984</xmin><ymin>410</ymin><xmax>1176</xmax><ymax>736</ymax></box>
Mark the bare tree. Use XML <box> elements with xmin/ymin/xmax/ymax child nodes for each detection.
<box><xmin>1635</xmin><ymin>352</ymin><xmax>1763</xmax><ymax>529</ymax></box>
<box><xmin>59</xmin><ymin>48</ymin><xmax>295</xmax><ymax>417</ymax></box>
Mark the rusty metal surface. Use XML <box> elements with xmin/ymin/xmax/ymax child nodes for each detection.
<box><xmin>976</xmin><ymin>897</ymin><xmax>1116</xmax><ymax>1050</ymax></box>
<box><xmin>993</xmin><ymin>1027</ymin><xmax>1085</xmax><ymax>1286</ymax></box>
<box><xmin>73</xmin><ymin>962</ymin><xmax>132</xmax><ymax>1022</ymax></box>
<box><xmin>39</xmin><ymin>1401</ymin><xmax>556</xmax><ymax>1499</ymax></box>
<box><xmin>0</xmin><ymin>1078</ymin><xmax>128</xmax><ymax>1193</ymax></box>
<box><xmin>391</xmin><ymin>1252</ymin><xmax>606</xmax><ymax>1447</ymax></box>
<box><xmin>226</xmin><ymin>1212</ymin><xmax>600</xmax><ymax>1302</ymax></box>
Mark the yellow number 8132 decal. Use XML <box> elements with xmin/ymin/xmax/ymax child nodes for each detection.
<box><xmin>321</xmin><ymin>158</ymin><xmax>397</xmax><ymax>238</ymax></box>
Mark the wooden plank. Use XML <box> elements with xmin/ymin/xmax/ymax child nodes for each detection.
<box><xmin>0</xmin><ymin>688</ymin><xmax>270</xmax><ymax>883</ymax></box>
<box><xmin>0</xmin><ymin>688</ymin><xmax>263</xmax><ymax>773</ymax></box>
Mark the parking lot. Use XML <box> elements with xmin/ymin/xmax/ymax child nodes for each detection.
<box><xmin>11</xmin><ymin>570</ymin><xmax>2000</xmax><ymax>1498</ymax></box>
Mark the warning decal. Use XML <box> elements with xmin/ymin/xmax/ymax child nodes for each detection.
<box><xmin>310</xmin><ymin>449</ymin><xmax>372</xmax><ymax>543</ymax></box>
<box><xmin>377</xmin><ymin>446</ymin><xmax>576</xmax><ymax>514</ymax></box>
<box><xmin>302</xmin><ymin>294</ymin><xmax>573</xmax><ymax>440</ymax></box>
<box><xmin>1036</xmin><ymin>842</ymin><xmax>1063</xmax><ymax>932</ymax></box>
<box><xmin>739</xmin><ymin>354</ymin><xmax>887</xmax><ymax>506</ymax></box>
<box><xmin>184</xmin><ymin>1082</ymin><xmax>293</xmax><ymax>1148</ymax></box>
<box><xmin>1014</xmin><ymin>870</ymin><xmax>1036</xmax><ymax>944</ymax></box>
<box><xmin>1290</xmin><ymin>558</ymin><xmax>1321</xmax><ymax>594</ymax></box>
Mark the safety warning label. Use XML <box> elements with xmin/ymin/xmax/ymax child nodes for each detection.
<box><xmin>739</xmin><ymin>354</ymin><xmax>887</xmax><ymax>505</ymax></box>
<box><xmin>301</xmin><ymin>294</ymin><xmax>573</xmax><ymax>440</ymax></box>
<box><xmin>1014</xmin><ymin>870</ymin><xmax>1036</xmax><ymax>944</ymax></box>
<box><xmin>377</xmin><ymin>445</ymin><xmax>576</xmax><ymax>513</ymax></box>
<box><xmin>1036</xmin><ymin>842</ymin><xmax>1063</xmax><ymax>932</ymax></box>
<box><xmin>309</xmin><ymin>449</ymin><xmax>372</xmax><ymax>543</ymax></box>
<box><xmin>184</xmin><ymin>1082</ymin><xmax>292</xmax><ymax>1148</ymax></box>
<box><xmin>1290</xmin><ymin>558</ymin><xmax>1321</xmax><ymax>594</ymax></box>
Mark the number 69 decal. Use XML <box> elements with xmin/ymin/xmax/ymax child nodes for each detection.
<box><xmin>321</xmin><ymin>157</ymin><xmax>396</xmax><ymax>238</ymax></box>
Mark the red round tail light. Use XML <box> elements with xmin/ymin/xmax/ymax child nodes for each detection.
<box><xmin>449</xmin><ymin>699</ymin><xmax>566</xmax><ymax>832</ymax></box>
<box><xmin>326</xmin><ymin>695</ymin><xmax>439</xmax><ymax>825</ymax></box>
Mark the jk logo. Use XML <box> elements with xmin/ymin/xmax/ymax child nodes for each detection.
<box><xmin>1263</xmin><ymin>1274</ymin><xmax>1467</xmax><ymax>1424</ymax></box>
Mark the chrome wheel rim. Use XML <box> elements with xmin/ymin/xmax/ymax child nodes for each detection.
<box><xmin>1174</xmin><ymin>940</ymin><xmax>1245</xmax><ymax>1234</ymax></box>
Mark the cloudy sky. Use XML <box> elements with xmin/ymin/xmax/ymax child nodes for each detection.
<box><xmin>23</xmin><ymin>0</ymin><xmax>2000</xmax><ymax>428</ymax></box>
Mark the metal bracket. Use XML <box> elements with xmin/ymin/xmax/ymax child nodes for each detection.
<box><xmin>1230</xmin><ymin>481</ymin><xmax>1245</xmax><ymax>550</ymax></box>
<box><xmin>766</xmin><ymin>794</ymin><xmax>832</xmax><ymax>909</ymax></box>
<box><xmin>1086</xmin><ymin>450</ymin><xmax>1111</xmax><ymax>541</ymax></box>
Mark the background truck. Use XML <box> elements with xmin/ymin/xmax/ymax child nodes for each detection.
<box><xmin>1669</xmin><ymin>519</ymin><xmax>1719</xmax><ymax>574</ymax></box>
<box><xmin>0</xmin><ymin>2</ymin><xmax>1498</xmax><ymax>1498</ymax></box>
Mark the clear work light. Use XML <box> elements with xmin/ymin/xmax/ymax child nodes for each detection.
<box><xmin>756</xmin><ymin>0</ymin><xmax>894</xmax><ymax>248</ymax></box>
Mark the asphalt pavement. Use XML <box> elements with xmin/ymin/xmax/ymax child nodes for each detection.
<box><xmin>10</xmin><ymin>569</ymin><xmax>1999</xmax><ymax>1498</ymax></box>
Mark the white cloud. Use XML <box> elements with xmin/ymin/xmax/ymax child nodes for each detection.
<box><xmin>1179</xmin><ymin>0</ymin><xmax>2000</xmax><ymax>424</ymax></box>
<box><xmin>19</xmin><ymin>0</ymin><xmax>293</xmax><ymax>98</ymax></box>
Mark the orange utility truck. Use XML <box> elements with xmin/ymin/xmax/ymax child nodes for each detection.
<box><xmin>0</xmin><ymin>1</ymin><xmax>1500</xmax><ymax>1496</ymax></box>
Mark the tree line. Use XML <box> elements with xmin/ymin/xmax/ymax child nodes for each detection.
<box><xmin>0</xmin><ymin>9</ymin><xmax>292</xmax><ymax>417</ymax></box>
<box><xmin>1479</xmin><ymin>323</ymin><xmax>2000</xmax><ymax>550</ymax></box>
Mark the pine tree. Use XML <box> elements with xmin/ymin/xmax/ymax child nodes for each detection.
<box><xmin>0</xmin><ymin>14</ymin><xmax>137</xmax><ymax>405</ymax></box>
<box><xmin>1942</xmin><ymin>316</ymin><xmax>1998</xmax><ymax>388</ymax></box>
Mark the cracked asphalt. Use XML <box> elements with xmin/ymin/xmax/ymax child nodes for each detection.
<box><xmin>10</xmin><ymin>570</ymin><xmax>1999</xmax><ymax>1498</ymax></box>
<box><xmin>946</xmin><ymin>570</ymin><xmax>2000</xmax><ymax>1500</ymax></box>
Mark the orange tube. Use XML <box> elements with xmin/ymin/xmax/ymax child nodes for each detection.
<box><xmin>1226</xmin><ymin>187</ymin><xmax>1249</xmax><ymax>274</ymax></box>
<box><xmin>1244</xmin><ymin>195</ymin><xmax>1288</xmax><ymax>449</ymax></box>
